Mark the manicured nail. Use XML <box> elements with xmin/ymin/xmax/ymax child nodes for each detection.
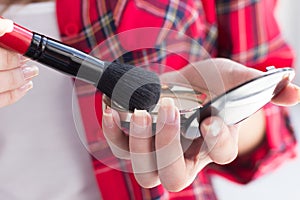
<box><xmin>132</xmin><ymin>109</ymin><xmax>148</xmax><ymax>133</ymax></box>
<box><xmin>134</xmin><ymin>109</ymin><xmax>148</xmax><ymax>126</ymax></box>
<box><xmin>202</xmin><ymin>120</ymin><xmax>221</xmax><ymax>137</ymax></box>
<box><xmin>22</xmin><ymin>65</ymin><xmax>39</xmax><ymax>80</ymax></box>
<box><xmin>160</xmin><ymin>97</ymin><xmax>176</xmax><ymax>123</ymax></box>
<box><xmin>19</xmin><ymin>81</ymin><xmax>33</xmax><ymax>92</ymax></box>
<box><xmin>103</xmin><ymin>107</ymin><xmax>114</xmax><ymax>128</ymax></box>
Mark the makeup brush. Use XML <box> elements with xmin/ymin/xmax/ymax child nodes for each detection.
<box><xmin>0</xmin><ymin>18</ymin><xmax>161</xmax><ymax>111</ymax></box>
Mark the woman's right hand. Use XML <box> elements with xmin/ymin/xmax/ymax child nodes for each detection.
<box><xmin>0</xmin><ymin>47</ymin><xmax>38</xmax><ymax>108</ymax></box>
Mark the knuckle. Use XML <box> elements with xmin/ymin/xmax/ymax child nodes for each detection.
<box><xmin>156</xmin><ymin>123</ymin><xmax>179</xmax><ymax>136</ymax></box>
<box><xmin>155</xmin><ymin>124</ymin><xmax>180</xmax><ymax>147</ymax></box>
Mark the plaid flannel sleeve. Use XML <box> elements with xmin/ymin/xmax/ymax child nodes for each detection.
<box><xmin>208</xmin><ymin>0</ymin><xmax>298</xmax><ymax>184</ymax></box>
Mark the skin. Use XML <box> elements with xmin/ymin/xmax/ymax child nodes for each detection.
<box><xmin>0</xmin><ymin>18</ymin><xmax>39</xmax><ymax>108</ymax></box>
<box><xmin>0</xmin><ymin>48</ymin><xmax>38</xmax><ymax>108</ymax></box>
<box><xmin>0</xmin><ymin>17</ymin><xmax>299</xmax><ymax>192</ymax></box>
<box><xmin>0</xmin><ymin>18</ymin><xmax>13</xmax><ymax>36</ymax></box>
<box><xmin>102</xmin><ymin>58</ymin><xmax>300</xmax><ymax>192</ymax></box>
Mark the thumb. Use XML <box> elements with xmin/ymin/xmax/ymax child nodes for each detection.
<box><xmin>272</xmin><ymin>83</ymin><xmax>300</xmax><ymax>106</ymax></box>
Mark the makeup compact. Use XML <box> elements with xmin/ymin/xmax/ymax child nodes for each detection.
<box><xmin>103</xmin><ymin>83</ymin><xmax>207</xmax><ymax>138</ymax></box>
<box><xmin>103</xmin><ymin>67</ymin><xmax>295</xmax><ymax>139</ymax></box>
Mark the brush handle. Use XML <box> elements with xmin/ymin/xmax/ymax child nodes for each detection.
<box><xmin>25</xmin><ymin>32</ymin><xmax>106</xmax><ymax>85</ymax></box>
<box><xmin>0</xmin><ymin>22</ymin><xmax>33</xmax><ymax>54</ymax></box>
<box><xmin>0</xmin><ymin>22</ymin><xmax>107</xmax><ymax>86</ymax></box>
<box><xmin>0</xmin><ymin>19</ymin><xmax>162</xmax><ymax>111</ymax></box>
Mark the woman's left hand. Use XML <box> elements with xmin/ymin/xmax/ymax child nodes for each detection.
<box><xmin>102</xmin><ymin>58</ymin><xmax>300</xmax><ymax>192</ymax></box>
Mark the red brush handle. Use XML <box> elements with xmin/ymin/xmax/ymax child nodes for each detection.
<box><xmin>0</xmin><ymin>22</ymin><xmax>33</xmax><ymax>54</ymax></box>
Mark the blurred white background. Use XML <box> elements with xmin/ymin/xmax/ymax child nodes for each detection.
<box><xmin>213</xmin><ymin>1</ymin><xmax>300</xmax><ymax>199</ymax></box>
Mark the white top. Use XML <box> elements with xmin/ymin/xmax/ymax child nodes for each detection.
<box><xmin>0</xmin><ymin>2</ymin><xmax>101</xmax><ymax>200</ymax></box>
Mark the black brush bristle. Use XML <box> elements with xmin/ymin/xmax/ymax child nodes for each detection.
<box><xmin>97</xmin><ymin>62</ymin><xmax>161</xmax><ymax>111</ymax></box>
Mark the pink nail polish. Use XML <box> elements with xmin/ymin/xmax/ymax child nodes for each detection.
<box><xmin>22</xmin><ymin>65</ymin><xmax>39</xmax><ymax>80</ymax></box>
<box><xmin>161</xmin><ymin>98</ymin><xmax>176</xmax><ymax>123</ymax></box>
<box><xmin>133</xmin><ymin>109</ymin><xmax>148</xmax><ymax>126</ymax></box>
<box><xmin>132</xmin><ymin>109</ymin><xmax>148</xmax><ymax>133</ymax></box>
<box><xmin>19</xmin><ymin>81</ymin><xmax>33</xmax><ymax>92</ymax></box>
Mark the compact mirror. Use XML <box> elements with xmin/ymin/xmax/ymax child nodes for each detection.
<box><xmin>103</xmin><ymin>83</ymin><xmax>207</xmax><ymax>136</ymax></box>
<box><xmin>103</xmin><ymin>67</ymin><xmax>295</xmax><ymax>139</ymax></box>
<box><xmin>182</xmin><ymin>67</ymin><xmax>295</xmax><ymax>138</ymax></box>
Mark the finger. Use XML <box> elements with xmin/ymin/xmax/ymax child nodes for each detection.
<box><xmin>0</xmin><ymin>81</ymin><xmax>33</xmax><ymax>108</ymax></box>
<box><xmin>102</xmin><ymin>107</ymin><xmax>130</xmax><ymax>159</ymax></box>
<box><xmin>180</xmin><ymin>136</ymin><xmax>211</xmax><ymax>185</ymax></box>
<box><xmin>155</xmin><ymin>98</ymin><xmax>188</xmax><ymax>192</ymax></box>
<box><xmin>0</xmin><ymin>18</ymin><xmax>14</xmax><ymax>36</ymax></box>
<box><xmin>129</xmin><ymin>110</ymin><xmax>159</xmax><ymax>188</ymax></box>
<box><xmin>272</xmin><ymin>83</ymin><xmax>300</xmax><ymax>106</ymax></box>
<box><xmin>0</xmin><ymin>48</ymin><xmax>22</xmax><ymax>70</ymax></box>
<box><xmin>0</xmin><ymin>65</ymin><xmax>39</xmax><ymax>93</ymax></box>
<box><xmin>200</xmin><ymin>117</ymin><xmax>238</xmax><ymax>165</ymax></box>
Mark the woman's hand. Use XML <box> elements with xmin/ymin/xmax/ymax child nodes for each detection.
<box><xmin>0</xmin><ymin>48</ymin><xmax>38</xmax><ymax>108</ymax></box>
<box><xmin>0</xmin><ymin>18</ymin><xmax>38</xmax><ymax>108</ymax></box>
<box><xmin>102</xmin><ymin>58</ymin><xmax>300</xmax><ymax>191</ymax></box>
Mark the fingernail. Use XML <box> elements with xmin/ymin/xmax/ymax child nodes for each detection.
<box><xmin>132</xmin><ymin>109</ymin><xmax>148</xmax><ymax>133</ymax></box>
<box><xmin>22</xmin><ymin>65</ymin><xmax>39</xmax><ymax>80</ymax></box>
<box><xmin>160</xmin><ymin>97</ymin><xmax>176</xmax><ymax>123</ymax></box>
<box><xmin>202</xmin><ymin>120</ymin><xmax>221</xmax><ymax>137</ymax></box>
<box><xmin>19</xmin><ymin>81</ymin><xmax>33</xmax><ymax>92</ymax></box>
<box><xmin>103</xmin><ymin>107</ymin><xmax>114</xmax><ymax>128</ymax></box>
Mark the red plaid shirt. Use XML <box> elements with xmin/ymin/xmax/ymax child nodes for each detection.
<box><xmin>56</xmin><ymin>0</ymin><xmax>297</xmax><ymax>199</ymax></box>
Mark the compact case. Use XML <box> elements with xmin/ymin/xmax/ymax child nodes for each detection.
<box><xmin>103</xmin><ymin>67</ymin><xmax>295</xmax><ymax>139</ymax></box>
